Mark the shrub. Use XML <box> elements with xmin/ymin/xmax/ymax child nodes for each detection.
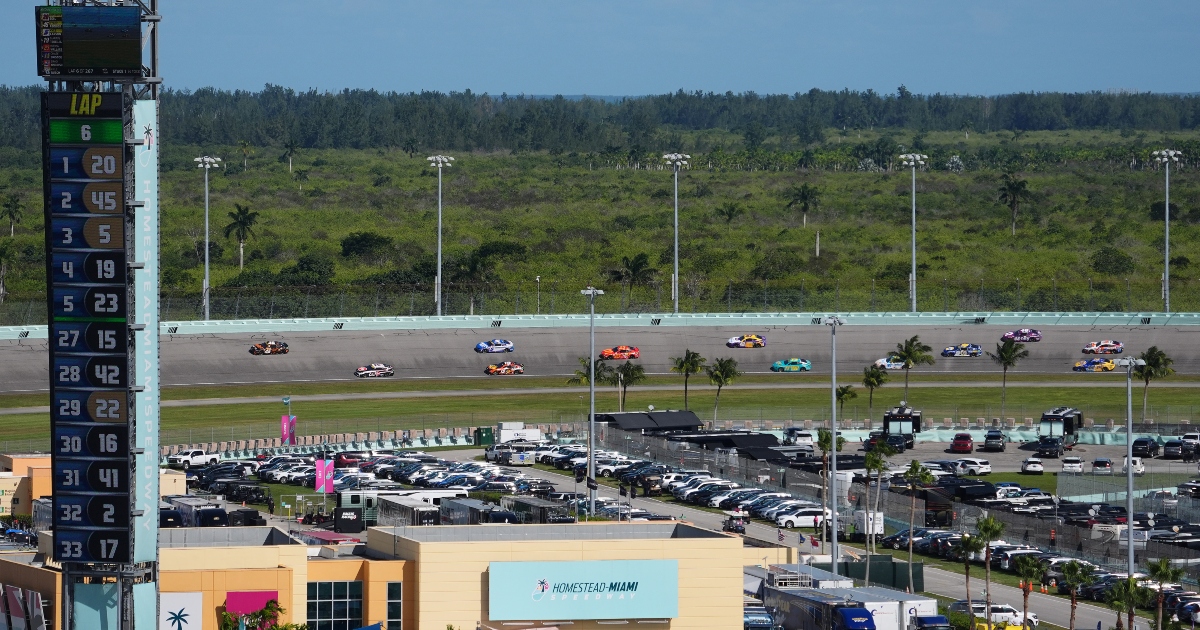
<box><xmin>1091</xmin><ymin>247</ymin><xmax>1134</xmax><ymax>275</ymax></box>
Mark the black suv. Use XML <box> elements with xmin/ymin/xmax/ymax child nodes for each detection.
<box><xmin>1037</xmin><ymin>437</ymin><xmax>1064</xmax><ymax>458</ymax></box>
<box><xmin>1132</xmin><ymin>437</ymin><xmax>1160</xmax><ymax>458</ymax></box>
<box><xmin>983</xmin><ymin>430</ymin><xmax>1007</xmax><ymax>452</ymax></box>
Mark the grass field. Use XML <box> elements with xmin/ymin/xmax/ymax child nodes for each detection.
<box><xmin>2</xmin><ymin>379</ymin><xmax>1197</xmax><ymax>447</ymax></box>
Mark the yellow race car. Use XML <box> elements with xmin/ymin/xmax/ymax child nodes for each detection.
<box><xmin>1073</xmin><ymin>358</ymin><xmax>1116</xmax><ymax>372</ymax></box>
<box><xmin>727</xmin><ymin>334</ymin><xmax>766</xmax><ymax>348</ymax></box>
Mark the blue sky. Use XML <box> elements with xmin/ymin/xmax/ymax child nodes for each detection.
<box><xmin>5</xmin><ymin>1</ymin><xmax>1197</xmax><ymax>96</ymax></box>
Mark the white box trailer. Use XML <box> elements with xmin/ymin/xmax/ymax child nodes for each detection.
<box><xmin>819</xmin><ymin>588</ymin><xmax>937</xmax><ymax>630</ymax></box>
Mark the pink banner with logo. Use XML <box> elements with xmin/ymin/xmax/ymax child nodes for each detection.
<box><xmin>225</xmin><ymin>590</ymin><xmax>278</xmax><ymax>616</ymax></box>
<box><xmin>315</xmin><ymin>459</ymin><xmax>334</xmax><ymax>493</ymax></box>
<box><xmin>288</xmin><ymin>415</ymin><xmax>296</xmax><ymax>444</ymax></box>
<box><xmin>280</xmin><ymin>415</ymin><xmax>295</xmax><ymax>445</ymax></box>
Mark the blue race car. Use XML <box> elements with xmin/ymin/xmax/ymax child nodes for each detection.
<box><xmin>941</xmin><ymin>343</ymin><xmax>983</xmax><ymax>357</ymax></box>
<box><xmin>771</xmin><ymin>358</ymin><xmax>812</xmax><ymax>372</ymax></box>
<box><xmin>474</xmin><ymin>339</ymin><xmax>515</xmax><ymax>353</ymax></box>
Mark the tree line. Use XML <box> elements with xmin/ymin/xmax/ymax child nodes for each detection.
<box><xmin>2</xmin><ymin>84</ymin><xmax>1200</xmax><ymax>156</ymax></box>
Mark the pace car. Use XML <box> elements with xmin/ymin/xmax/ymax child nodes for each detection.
<box><xmin>771</xmin><ymin>358</ymin><xmax>812</xmax><ymax>372</ymax></box>
<box><xmin>1082</xmin><ymin>340</ymin><xmax>1124</xmax><ymax>354</ymax></box>
<box><xmin>1002</xmin><ymin>328</ymin><xmax>1043</xmax><ymax>342</ymax></box>
<box><xmin>599</xmin><ymin>345</ymin><xmax>640</xmax><ymax>360</ymax></box>
<box><xmin>941</xmin><ymin>343</ymin><xmax>983</xmax><ymax>357</ymax></box>
<box><xmin>474</xmin><ymin>339</ymin><xmax>515</xmax><ymax>353</ymax></box>
<box><xmin>485</xmin><ymin>361</ymin><xmax>524</xmax><ymax>375</ymax></box>
<box><xmin>1073</xmin><ymin>358</ymin><xmax>1116</xmax><ymax>372</ymax></box>
<box><xmin>727</xmin><ymin>334</ymin><xmax>766</xmax><ymax>348</ymax></box>
<box><xmin>249</xmin><ymin>341</ymin><xmax>289</xmax><ymax>355</ymax></box>
<box><xmin>874</xmin><ymin>356</ymin><xmax>906</xmax><ymax>370</ymax></box>
<box><xmin>354</xmin><ymin>363</ymin><xmax>395</xmax><ymax>378</ymax></box>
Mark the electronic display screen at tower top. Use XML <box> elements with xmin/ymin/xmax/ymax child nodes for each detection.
<box><xmin>36</xmin><ymin>6</ymin><xmax>142</xmax><ymax>78</ymax></box>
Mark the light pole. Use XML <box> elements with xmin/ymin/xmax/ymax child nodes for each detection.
<box><xmin>536</xmin><ymin>276</ymin><xmax>541</xmax><ymax>315</ymax></box>
<box><xmin>1152</xmin><ymin>150</ymin><xmax>1181</xmax><ymax>314</ymax></box>
<box><xmin>899</xmin><ymin>154</ymin><xmax>927</xmax><ymax>313</ymax></box>
<box><xmin>825</xmin><ymin>315</ymin><xmax>845</xmax><ymax>572</ymax></box>
<box><xmin>427</xmin><ymin>155</ymin><xmax>454</xmax><ymax>315</ymax></box>
<box><xmin>663</xmin><ymin>153</ymin><xmax>689</xmax><ymax>314</ymax></box>
<box><xmin>1118</xmin><ymin>356</ymin><xmax>1145</xmax><ymax>574</ymax></box>
<box><xmin>581</xmin><ymin>286</ymin><xmax>604</xmax><ymax>515</ymax></box>
<box><xmin>194</xmin><ymin>156</ymin><xmax>222</xmax><ymax>320</ymax></box>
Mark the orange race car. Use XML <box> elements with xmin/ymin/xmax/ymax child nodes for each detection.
<box><xmin>485</xmin><ymin>361</ymin><xmax>524</xmax><ymax>375</ymax></box>
<box><xmin>249</xmin><ymin>340</ymin><xmax>289</xmax><ymax>355</ymax></box>
<box><xmin>599</xmin><ymin>345</ymin><xmax>640</xmax><ymax>360</ymax></box>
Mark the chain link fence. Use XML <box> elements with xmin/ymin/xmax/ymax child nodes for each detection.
<box><xmin>2</xmin><ymin>275</ymin><xmax>1196</xmax><ymax>325</ymax></box>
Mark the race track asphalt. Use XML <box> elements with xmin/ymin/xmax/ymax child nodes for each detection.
<box><xmin>3</xmin><ymin>324</ymin><xmax>1198</xmax><ymax>392</ymax></box>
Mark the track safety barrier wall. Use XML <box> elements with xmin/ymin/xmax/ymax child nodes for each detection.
<box><xmin>3</xmin><ymin>311</ymin><xmax>1200</xmax><ymax>340</ymax></box>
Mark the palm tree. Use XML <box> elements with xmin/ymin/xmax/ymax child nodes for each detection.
<box><xmin>567</xmin><ymin>356</ymin><xmax>614</xmax><ymax>388</ymax></box>
<box><xmin>1060</xmin><ymin>561</ymin><xmax>1097</xmax><ymax>630</ymax></box>
<box><xmin>223</xmin><ymin>203</ymin><xmax>260</xmax><ymax>270</ymax></box>
<box><xmin>817</xmin><ymin>429</ymin><xmax>846</xmax><ymax>552</ymax></box>
<box><xmin>402</xmin><ymin>137</ymin><xmax>419</xmax><ymax>157</ymax></box>
<box><xmin>282</xmin><ymin>139</ymin><xmax>299</xmax><ymax>173</ymax></box>
<box><xmin>237</xmin><ymin>139</ymin><xmax>253</xmax><ymax>170</ymax></box>
<box><xmin>985</xmin><ymin>339</ymin><xmax>1029</xmax><ymax>418</ymax></box>
<box><xmin>958</xmin><ymin>533</ymin><xmax>987</xmax><ymax>621</ymax></box>
<box><xmin>976</xmin><ymin>515</ymin><xmax>1007</xmax><ymax>630</ymax></box>
<box><xmin>1106</xmin><ymin>577</ymin><xmax>1152</xmax><ymax>630</ymax></box>
<box><xmin>0</xmin><ymin>193</ymin><xmax>22</xmax><ymax>237</ymax></box>
<box><xmin>669</xmin><ymin>349</ymin><xmax>706</xmax><ymax>410</ymax></box>
<box><xmin>997</xmin><ymin>171</ymin><xmax>1032</xmax><ymax>236</ymax></box>
<box><xmin>1014</xmin><ymin>555</ymin><xmax>1044</xmax><ymax>630</ymax></box>
<box><xmin>1134</xmin><ymin>347</ymin><xmax>1175</xmax><ymax>423</ymax></box>
<box><xmin>0</xmin><ymin>240</ymin><xmax>17</xmax><ymax>306</ymax></box>
<box><xmin>862</xmin><ymin>443</ymin><xmax>895</xmax><ymax>586</ymax></box>
<box><xmin>862</xmin><ymin>366</ymin><xmax>888</xmax><ymax>418</ymax></box>
<box><xmin>836</xmin><ymin>385</ymin><xmax>857</xmax><ymax>418</ymax></box>
<box><xmin>714</xmin><ymin>202</ymin><xmax>744</xmax><ymax>224</ymax></box>
<box><xmin>607</xmin><ymin>252</ymin><xmax>658</xmax><ymax>306</ymax></box>
<box><xmin>902</xmin><ymin>460</ymin><xmax>935</xmax><ymax>593</ymax></box>
<box><xmin>612</xmin><ymin>361</ymin><xmax>647</xmax><ymax>412</ymax></box>
<box><xmin>961</xmin><ymin>119</ymin><xmax>974</xmax><ymax>140</ymax></box>
<box><xmin>785</xmin><ymin>182</ymin><xmax>821</xmax><ymax>227</ymax></box>
<box><xmin>893</xmin><ymin>335</ymin><xmax>935</xmax><ymax>402</ymax></box>
<box><xmin>1146</xmin><ymin>557</ymin><xmax>1186</xmax><ymax>630</ymax></box>
<box><xmin>704</xmin><ymin>358</ymin><xmax>743</xmax><ymax>423</ymax></box>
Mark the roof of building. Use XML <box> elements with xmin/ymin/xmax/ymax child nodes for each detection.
<box><xmin>596</xmin><ymin>411</ymin><xmax>703</xmax><ymax>431</ymax></box>
<box><xmin>159</xmin><ymin>526</ymin><xmax>300</xmax><ymax>548</ymax></box>
<box><xmin>374</xmin><ymin>522</ymin><xmax>726</xmax><ymax>543</ymax></box>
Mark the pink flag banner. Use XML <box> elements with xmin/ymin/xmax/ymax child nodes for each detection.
<box><xmin>287</xmin><ymin>416</ymin><xmax>297</xmax><ymax>444</ymax></box>
<box><xmin>315</xmin><ymin>460</ymin><xmax>334</xmax><ymax>493</ymax></box>
<box><xmin>280</xmin><ymin>415</ymin><xmax>291</xmax><ymax>445</ymax></box>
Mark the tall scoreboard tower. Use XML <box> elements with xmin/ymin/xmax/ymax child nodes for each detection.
<box><xmin>37</xmin><ymin>2</ymin><xmax>162</xmax><ymax>629</ymax></box>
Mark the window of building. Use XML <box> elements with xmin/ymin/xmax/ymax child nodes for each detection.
<box><xmin>307</xmin><ymin>581</ymin><xmax>363</xmax><ymax>630</ymax></box>
<box><xmin>387</xmin><ymin>582</ymin><xmax>402</xmax><ymax>630</ymax></box>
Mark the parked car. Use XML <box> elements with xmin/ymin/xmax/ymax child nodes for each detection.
<box><xmin>1036</xmin><ymin>437</ymin><xmax>1065</xmax><ymax>458</ymax></box>
<box><xmin>953</xmin><ymin>458</ymin><xmax>992</xmax><ymax>476</ymax></box>
<box><xmin>982</xmin><ymin>430</ymin><xmax>1007</xmax><ymax>452</ymax></box>
<box><xmin>1132</xmin><ymin>437</ymin><xmax>1160</xmax><ymax>458</ymax></box>
<box><xmin>1164</xmin><ymin>440</ymin><xmax>1186</xmax><ymax>459</ymax></box>
<box><xmin>1020</xmin><ymin>458</ymin><xmax>1045</xmax><ymax>474</ymax></box>
<box><xmin>950</xmin><ymin>433</ymin><xmax>974</xmax><ymax>454</ymax></box>
<box><xmin>1092</xmin><ymin>458</ymin><xmax>1114</xmax><ymax>475</ymax></box>
<box><xmin>1122</xmin><ymin>457</ymin><xmax>1146</xmax><ymax>476</ymax></box>
<box><xmin>1061</xmin><ymin>457</ymin><xmax>1084</xmax><ymax>473</ymax></box>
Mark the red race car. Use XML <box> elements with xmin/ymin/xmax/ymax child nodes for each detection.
<box><xmin>485</xmin><ymin>361</ymin><xmax>524</xmax><ymax>375</ymax></box>
<box><xmin>599</xmin><ymin>345</ymin><xmax>640</xmax><ymax>360</ymax></box>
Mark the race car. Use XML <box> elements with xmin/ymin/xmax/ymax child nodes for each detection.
<box><xmin>354</xmin><ymin>363</ymin><xmax>395</xmax><ymax>378</ymax></box>
<box><xmin>1002</xmin><ymin>328</ymin><xmax>1043</xmax><ymax>342</ymax></box>
<box><xmin>874</xmin><ymin>356</ymin><xmax>906</xmax><ymax>370</ymax></box>
<box><xmin>249</xmin><ymin>341</ymin><xmax>289</xmax><ymax>355</ymax></box>
<box><xmin>727</xmin><ymin>334</ymin><xmax>766</xmax><ymax>348</ymax></box>
<box><xmin>941</xmin><ymin>343</ymin><xmax>983</xmax><ymax>357</ymax></box>
<box><xmin>599</xmin><ymin>345</ymin><xmax>640</xmax><ymax>360</ymax></box>
<box><xmin>1073</xmin><ymin>358</ymin><xmax>1116</xmax><ymax>372</ymax></box>
<box><xmin>485</xmin><ymin>361</ymin><xmax>524</xmax><ymax>375</ymax></box>
<box><xmin>1082</xmin><ymin>340</ymin><xmax>1124</xmax><ymax>354</ymax></box>
<box><xmin>474</xmin><ymin>339</ymin><xmax>515</xmax><ymax>353</ymax></box>
<box><xmin>771</xmin><ymin>358</ymin><xmax>812</xmax><ymax>372</ymax></box>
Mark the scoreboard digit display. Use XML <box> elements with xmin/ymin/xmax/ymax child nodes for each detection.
<box><xmin>43</xmin><ymin>91</ymin><xmax>132</xmax><ymax>564</ymax></box>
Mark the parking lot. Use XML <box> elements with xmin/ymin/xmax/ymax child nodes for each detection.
<box><xmin>855</xmin><ymin>439</ymin><xmax>1197</xmax><ymax>475</ymax></box>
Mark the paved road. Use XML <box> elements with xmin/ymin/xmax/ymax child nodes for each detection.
<box><xmin>441</xmin><ymin>450</ymin><xmax>1129</xmax><ymax>630</ymax></box>
<box><xmin>3</xmin><ymin>324</ymin><xmax>1198</xmax><ymax>392</ymax></box>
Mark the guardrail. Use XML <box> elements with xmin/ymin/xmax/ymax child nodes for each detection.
<box><xmin>3</xmin><ymin>311</ymin><xmax>1198</xmax><ymax>340</ymax></box>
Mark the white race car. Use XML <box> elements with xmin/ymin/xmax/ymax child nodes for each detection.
<box><xmin>475</xmin><ymin>339</ymin><xmax>515</xmax><ymax>353</ymax></box>
<box><xmin>874</xmin><ymin>356</ymin><xmax>906</xmax><ymax>370</ymax></box>
<box><xmin>354</xmin><ymin>363</ymin><xmax>395</xmax><ymax>378</ymax></box>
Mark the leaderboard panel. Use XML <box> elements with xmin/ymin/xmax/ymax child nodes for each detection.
<box><xmin>43</xmin><ymin>91</ymin><xmax>132</xmax><ymax>564</ymax></box>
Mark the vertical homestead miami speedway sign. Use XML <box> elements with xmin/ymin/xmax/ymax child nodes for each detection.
<box><xmin>488</xmin><ymin>560</ymin><xmax>678</xmax><ymax>621</ymax></box>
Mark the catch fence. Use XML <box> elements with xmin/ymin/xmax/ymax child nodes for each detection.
<box><xmin>2</xmin><ymin>275</ymin><xmax>1197</xmax><ymax>325</ymax></box>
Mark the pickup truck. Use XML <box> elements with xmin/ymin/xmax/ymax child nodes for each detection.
<box><xmin>166</xmin><ymin>450</ymin><xmax>219</xmax><ymax>469</ymax></box>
